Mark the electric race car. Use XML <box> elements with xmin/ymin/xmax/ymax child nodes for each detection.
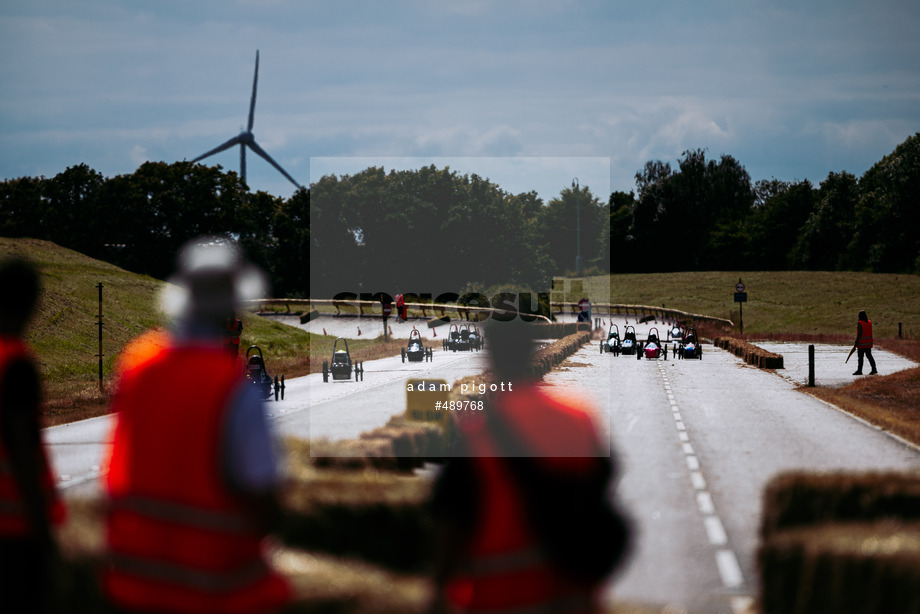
<box><xmin>601</xmin><ymin>324</ymin><xmax>622</xmax><ymax>355</ymax></box>
<box><xmin>620</xmin><ymin>325</ymin><xmax>639</xmax><ymax>356</ymax></box>
<box><xmin>639</xmin><ymin>327</ymin><xmax>668</xmax><ymax>360</ymax></box>
<box><xmin>457</xmin><ymin>324</ymin><xmax>474</xmax><ymax>351</ymax></box>
<box><xmin>322</xmin><ymin>337</ymin><xmax>364</xmax><ymax>382</ymax></box>
<box><xmin>668</xmin><ymin>323</ymin><xmax>684</xmax><ymax>342</ymax></box>
<box><xmin>676</xmin><ymin>327</ymin><xmax>702</xmax><ymax>360</ymax></box>
<box><xmin>468</xmin><ymin>325</ymin><xmax>483</xmax><ymax>350</ymax></box>
<box><xmin>245</xmin><ymin>346</ymin><xmax>285</xmax><ymax>400</ymax></box>
<box><xmin>402</xmin><ymin>329</ymin><xmax>433</xmax><ymax>362</ymax></box>
<box><xmin>444</xmin><ymin>324</ymin><xmax>461</xmax><ymax>352</ymax></box>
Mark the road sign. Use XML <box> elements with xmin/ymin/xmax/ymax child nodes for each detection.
<box><xmin>735</xmin><ymin>281</ymin><xmax>746</xmax><ymax>293</ymax></box>
<box><xmin>734</xmin><ymin>292</ymin><xmax>747</xmax><ymax>303</ymax></box>
<box><xmin>382</xmin><ymin>302</ymin><xmax>392</xmax><ymax>317</ymax></box>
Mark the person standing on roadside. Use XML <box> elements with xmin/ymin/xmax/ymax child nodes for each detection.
<box><xmin>224</xmin><ymin>313</ymin><xmax>244</xmax><ymax>359</ymax></box>
<box><xmin>852</xmin><ymin>310</ymin><xmax>878</xmax><ymax>376</ymax></box>
<box><xmin>0</xmin><ymin>258</ymin><xmax>67</xmax><ymax>614</ymax></box>
<box><xmin>102</xmin><ymin>237</ymin><xmax>291</xmax><ymax>614</ymax></box>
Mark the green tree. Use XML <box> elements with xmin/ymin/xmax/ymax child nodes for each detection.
<box><xmin>270</xmin><ymin>188</ymin><xmax>311</xmax><ymax>297</ymax></box>
<box><xmin>42</xmin><ymin>164</ymin><xmax>105</xmax><ymax>255</ymax></box>
<box><xmin>847</xmin><ymin>133</ymin><xmax>920</xmax><ymax>272</ymax></box>
<box><xmin>608</xmin><ymin>191</ymin><xmax>634</xmax><ymax>273</ymax></box>
<box><xmin>747</xmin><ymin>179</ymin><xmax>816</xmax><ymax>270</ymax></box>
<box><xmin>790</xmin><ymin>171</ymin><xmax>858</xmax><ymax>270</ymax></box>
<box><xmin>535</xmin><ymin>184</ymin><xmax>606</xmax><ymax>276</ymax></box>
<box><xmin>0</xmin><ymin>176</ymin><xmax>44</xmax><ymax>238</ymax></box>
<box><xmin>309</xmin><ymin>173</ymin><xmax>361</xmax><ymax>297</ymax></box>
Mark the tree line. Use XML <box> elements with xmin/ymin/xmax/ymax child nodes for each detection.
<box><xmin>1</xmin><ymin>133</ymin><xmax>917</xmax><ymax>298</ymax></box>
<box><xmin>612</xmin><ymin>133</ymin><xmax>920</xmax><ymax>274</ymax></box>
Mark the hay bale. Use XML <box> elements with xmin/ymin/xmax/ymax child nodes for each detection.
<box><xmin>761</xmin><ymin>470</ymin><xmax>920</xmax><ymax>540</ymax></box>
<box><xmin>714</xmin><ymin>336</ymin><xmax>784</xmax><ymax>370</ymax></box>
<box><xmin>280</xmin><ymin>466</ymin><xmax>434</xmax><ymax>571</ymax></box>
<box><xmin>759</xmin><ymin>520</ymin><xmax>920</xmax><ymax>614</ymax></box>
<box><xmin>55</xmin><ymin>498</ymin><xmax>109</xmax><ymax>614</ymax></box>
<box><xmin>274</xmin><ymin>548</ymin><xmax>431</xmax><ymax>614</ymax></box>
<box><xmin>532</xmin><ymin>330</ymin><xmax>592</xmax><ymax>378</ymax></box>
<box><xmin>308</xmin><ymin>438</ymin><xmax>401</xmax><ymax>472</ymax></box>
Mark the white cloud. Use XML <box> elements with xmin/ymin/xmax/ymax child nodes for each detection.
<box><xmin>129</xmin><ymin>144</ymin><xmax>148</xmax><ymax>166</ymax></box>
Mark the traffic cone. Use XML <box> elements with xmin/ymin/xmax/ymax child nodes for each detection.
<box><xmin>389</xmin><ymin>326</ymin><xmax>393</xmax><ymax>335</ymax></box>
<box><xmin>432</xmin><ymin>328</ymin><xmax>437</xmax><ymax>337</ymax></box>
<box><xmin>323</xmin><ymin>328</ymin><xmax>327</xmax><ymax>335</ymax></box>
<box><xmin>357</xmin><ymin>327</ymin><xmax>362</xmax><ymax>336</ymax></box>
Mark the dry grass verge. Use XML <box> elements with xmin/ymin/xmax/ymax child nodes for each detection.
<box><xmin>805</xmin><ymin>365</ymin><xmax>920</xmax><ymax>447</ymax></box>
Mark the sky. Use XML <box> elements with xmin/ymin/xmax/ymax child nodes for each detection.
<box><xmin>2</xmin><ymin>0</ymin><xmax>919</xmax><ymax>205</ymax></box>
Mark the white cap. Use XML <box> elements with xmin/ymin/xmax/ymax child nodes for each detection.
<box><xmin>159</xmin><ymin>236</ymin><xmax>267</xmax><ymax>321</ymax></box>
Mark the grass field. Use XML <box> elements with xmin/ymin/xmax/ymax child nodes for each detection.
<box><xmin>584</xmin><ymin>270</ymin><xmax>920</xmax><ymax>340</ymax></box>
<box><xmin>3</xmin><ymin>237</ymin><xmax>919</xmax><ymax>433</ymax></box>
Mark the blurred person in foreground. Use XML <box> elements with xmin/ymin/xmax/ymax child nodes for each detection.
<box><xmin>102</xmin><ymin>237</ymin><xmax>291</xmax><ymax>614</ymax></box>
<box><xmin>0</xmin><ymin>258</ymin><xmax>67</xmax><ymax>614</ymax></box>
<box><xmin>428</xmin><ymin>317</ymin><xmax>630</xmax><ymax>614</ymax></box>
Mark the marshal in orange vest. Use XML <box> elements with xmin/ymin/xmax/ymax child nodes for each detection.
<box><xmin>436</xmin><ymin>384</ymin><xmax>625</xmax><ymax>614</ymax></box>
<box><xmin>104</xmin><ymin>346</ymin><xmax>290</xmax><ymax>614</ymax></box>
<box><xmin>855</xmin><ymin>319</ymin><xmax>873</xmax><ymax>349</ymax></box>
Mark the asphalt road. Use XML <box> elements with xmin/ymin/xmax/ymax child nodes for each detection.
<box><xmin>274</xmin><ymin>345</ymin><xmax>489</xmax><ymax>442</ymax></box>
<box><xmin>546</xmin><ymin>327</ymin><xmax>920</xmax><ymax>614</ymax></box>
<box><xmin>46</xmin><ymin>341</ymin><xmax>490</xmax><ymax>498</ymax></box>
<box><xmin>44</xmin><ymin>317</ymin><xmax>920</xmax><ymax>613</ymax></box>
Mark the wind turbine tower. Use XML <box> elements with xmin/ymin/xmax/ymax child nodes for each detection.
<box><xmin>191</xmin><ymin>50</ymin><xmax>301</xmax><ymax>190</ymax></box>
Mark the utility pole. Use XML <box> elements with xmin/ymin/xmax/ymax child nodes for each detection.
<box><xmin>96</xmin><ymin>282</ymin><xmax>104</xmax><ymax>391</ymax></box>
<box><xmin>573</xmin><ymin>177</ymin><xmax>582</xmax><ymax>276</ymax></box>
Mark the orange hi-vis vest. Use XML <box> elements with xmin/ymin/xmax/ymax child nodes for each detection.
<box><xmin>856</xmin><ymin>320</ymin><xmax>873</xmax><ymax>349</ymax></box>
<box><xmin>104</xmin><ymin>345</ymin><xmax>290</xmax><ymax>614</ymax></box>
<box><xmin>0</xmin><ymin>337</ymin><xmax>66</xmax><ymax>536</ymax></box>
<box><xmin>448</xmin><ymin>385</ymin><xmax>604</xmax><ymax>614</ymax></box>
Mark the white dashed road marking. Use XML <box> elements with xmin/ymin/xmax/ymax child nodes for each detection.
<box><xmin>656</xmin><ymin>362</ymin><xmax>750</xmax><ymax>601</ymax></box>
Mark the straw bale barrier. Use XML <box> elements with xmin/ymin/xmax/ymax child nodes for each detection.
<box><xmin>714</xmin><ymin>336</ymin><xmax>784</xmax><ymax>369</ymax></box>
<box><xmin>534</xmin><ymin>321</ymin><xmax>592</xmax><ymax>339</ymax></box>
<box><xmin>760</xmin><ymin>470</ymin><xmax>920</xmax><ymax>539</ymax></box>
<box><xmin>531</xmin><ymin>330</ymin><xmax>594</xmax><ymax>379</ymax></box>
<box><xmin>55</xmin><ymin>498</ymin><xmax>433</xmax><ymax>614</ymax></box>
<box><xmin>759</xmin><ymin>520</ymin><xmax>920</xmax><ymax>614</ymax></box>
<box><xmin>307</xmin><ymin>419</ymin><xmax>445</xmax><ymax>472</ymax></box>
<box><xmin>280</xmin><ymin>438</ymin><xmax>435</xmax><ymax>571</ymax></box>
<box><xmin>758</xmin><ymin>470</ymin><xmax>920</xmax><ymax>614</ymax></box>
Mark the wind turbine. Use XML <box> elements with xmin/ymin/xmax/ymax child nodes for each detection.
<box><xmin>191</xmin><ymin>50</ymin><xmax>301</xmax><ymax>190</ymax></box>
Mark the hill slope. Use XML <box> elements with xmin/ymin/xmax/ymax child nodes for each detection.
<box><xmin>0</xmin><ymin>237</ymin><xmax>310</xmax><ymax>420</ymax></box>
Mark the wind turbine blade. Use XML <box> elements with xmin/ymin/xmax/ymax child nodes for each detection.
<box><xmin>191</xmin><ymin>136</ymin><xmax>242</xmax><ymax>163</ymax></box>
<box><xmin>240</xmin><ymin>144</ymin><xmax>247</xmax><ymax>185</ymax></box>
<box><xmin>248</xmin><ymin>139</ymin><xmax>302</xmax><ymax>189</ymax></box>
<box><xmin>248</xmin><ymin>50</ymin><xmax>259</xmax><ymax>132</ymax></box>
